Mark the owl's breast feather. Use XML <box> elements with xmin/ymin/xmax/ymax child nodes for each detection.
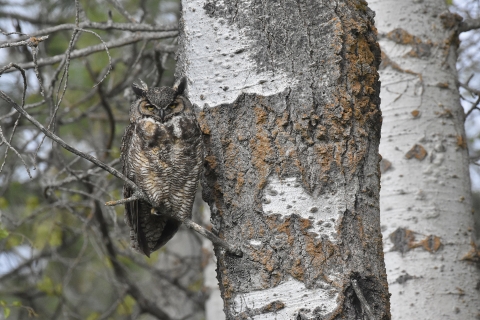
<box><xmin>137</xmin><ymin>118</ymin><xmax>169</xmax><ymax>143</ymax></box>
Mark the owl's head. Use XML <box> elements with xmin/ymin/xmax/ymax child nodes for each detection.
<box><xmin>131</xmin><ymin>78</ymin><xmax>189</xmax><ymax>123</ymax></box>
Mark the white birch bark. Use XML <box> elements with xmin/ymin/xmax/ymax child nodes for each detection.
<box><xmin>369</xmin><ymin>0</ymin><xmax>480</xmax><ymax>318</ymax></box>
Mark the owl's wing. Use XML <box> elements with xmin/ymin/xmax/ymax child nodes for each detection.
<box><xmin>121</xmin><ymin>124</ymin><xmax>151</xmax><ymax>256</ymax></box>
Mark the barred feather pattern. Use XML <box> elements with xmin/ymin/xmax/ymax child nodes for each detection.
<box><xmin>121</xmin><ymin>88</ymin><xmax>203</xmax><ymax>257</ymax></box>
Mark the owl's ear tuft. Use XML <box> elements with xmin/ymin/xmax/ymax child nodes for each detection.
<box><xmin>173</xmin><ymin>77</ymin><xmax>187</xmax><ymax>95</ymax></box>
<box><xmin>132</xmin><ymin>80</ymin><xmax>148</xmax><ymax>97</ymax></box>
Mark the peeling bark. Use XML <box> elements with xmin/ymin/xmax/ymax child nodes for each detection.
<box><xmin>178</xmin><ymin>0</ymin><xmax>389</xmax><ymax>318</ymax></box>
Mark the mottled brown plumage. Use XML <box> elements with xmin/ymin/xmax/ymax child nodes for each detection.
<box><xmin>121</xmin><ymin>78</ymin><xmax>203</xmax><ymax>257</ymax></box>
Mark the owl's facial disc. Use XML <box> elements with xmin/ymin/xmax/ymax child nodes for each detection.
<box><xmin>139</xmin><ymin>101</ymin><xmax>163</xmax><ymax>121</ymax></box>
<box><xmin>139</xmin><ymin>96</ymin><xmax>185</xmax><ymax>123</ymax></box>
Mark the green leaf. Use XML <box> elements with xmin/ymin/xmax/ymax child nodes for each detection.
<box><xmin>48</xmin><ymin>228</ymin><xmax>62</xmax><ymax>247</ymax></box>
<box><xmin>36</xmin><ymin>276</ymin><xmax>55</xmax><ymax>295</ymax></box>
<box><xmin>26</xmin><ymin>196</ymin><xmax>39</xmax><ymax>211</ymax></box>
<box><xmin>12</xmin><ymin>301</ymin><xmax>21</xmax><ymax>307</ymax></box>
<box><xmin>117</xmin><ymin>295</ymin><xmax>135</xmax><ymax>316</ymax></box>
<box><xmin>4</xmin><ymin>307</ymin><xmax>10</xmax><ymax>318</ymax></box>
<box><xmin>86</xmin><ymin>312</ymin><xmax>100</xmax><ymax>320</ymax></box>
<box><xmin>0</xmin><ymin>197</ymin><xmax>8</xmax><ymax>209</ymax></box>
<box><xmin>0</xmin><ymin>228</ymin><xmax>8</xmax><ymax>240</ymax></box>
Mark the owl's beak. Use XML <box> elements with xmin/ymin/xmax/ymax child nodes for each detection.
<box><xmin>159</xmin><ymin>108</ymin><xmax>165</xmax><ymax>121</ymax></box>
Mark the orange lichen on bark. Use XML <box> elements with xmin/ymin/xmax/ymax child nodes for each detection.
<box><xmin>276</xmin><ymin>111</ymin><xmax>289</xmax><ymax>127</ymax></box>
<box><xmin>262</xmin><ymin>301</ymin><xmax>285</xmax><ymax>312</ymax></box>
<box><xmin>213</xmin><ymin>183</ymin><xmax>225</xmax><ymax>216</ymax></box>
<box><xmin>290</xmin><ymin>258</ymin><xmax>305</xmax><ymax>281</ymax></box>
<box><xmin>313</xmin><ymin>144</ymin><xmax>333</xmax><ymax>181</ymax></box>
<box><xmin>250</xmin><ymin>247</ymin><xmax>276</xmax><ymax>273</ymax></box>
<box><xmin>414</xmin><ymin>235</ymin><xmax>442</xmax><ymax>253</ymax></box>
<box><xmin>241</xmin><ymin>219</ymin><xmax>256</xmax><ymax>239</ymax></box>
<box><xmin>224</xmin><ymin>142</ymin><xmax>239</xmax><ymax>181</ymax></box>
<box><xmin>461</xmin><ymin>241</ymin><xmax>480</xmax><ymax>262</ymax></box>
<box><xmin>249</xmin><ymin>106</ymin><xmax>275</xmax><ymax>190</ymax></box>
<box><xmin>253</xmin><ymin>105</ymin><xmax>268</xmax><ymax>125</ymax></box>
<box><xmin>250</xmin><ymin>132</ymin><xmax>273</xmax><ymax>189</ymax></box>
<box><xmin>345</xmin><ymin>139</ymin><xmax>367</xmax><ymax>176</ymax></box>
<box><xmin>235</xmin><ymin>171</ymin><xmax>245</xmax><ymax>194</ymax></box>
<box><xmin>456</xmin><ymin>135</ymin><xmax>467</xmax><ymax>149</ymax></box>
<box><xmin>204</xmin><ymin>155</ymin><xmax>217</xmax><ymax>169</ymax></box>
<box><xmin>220</xmin><ymin>264</ymin><xmax>234</xmax><ymax>300</ymax></box>
<box><xmin>197</xmin><ymin>110</ymin><xmax>211</xmax><ymax>135</ymax></box>
<box><xmin>300</xmin><ymin>217</ymin><xmax>312</xmax><ymax>230</ymax></box>
<box><xmin>265</xmin><ymin>215</ymin><xmax>294</xmax><ymax>246</ymax></box>
<box><xmin>258</xmin><ymin>225</ymin><xmax>265</xmax><ymax>237</ymax></box>
<box><xmin>389</xmin><ymin>227</ymin><xmax>442</xmax><ymax>254</ymax></box>
<box><xmin>304</xmin><ymin>236</ymin><xmax>336</xmax><ymax>271</ymax></box>
<box><xmin>333</xmin><ymin>141</ymin><xmax>344</xmax><ymax>170</ymax></box>
<box><xmin>405</xmin><ymin>144</ymin><xmax>427</xmax><ymax>160</ymax></box>
<box><xmin>387</xmin><ymin>28</ymin><xmax>422</xmax><ymax>45</ymax></box>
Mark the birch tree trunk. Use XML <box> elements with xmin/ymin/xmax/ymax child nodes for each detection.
<box><xmin>178</xmin><ymin>0</ymin><xmax>390</xmax><ymax>318</ymax></box>
<box><xmin>369</xmin><ymin>0</ymin><xmax>480</xmax><ymax>318</ymax></box>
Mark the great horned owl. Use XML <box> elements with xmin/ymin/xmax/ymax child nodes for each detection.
<box><xmin>121</xmin><ymin>78</ymin><xmax>204</xmax><ymax>257</ymax></box>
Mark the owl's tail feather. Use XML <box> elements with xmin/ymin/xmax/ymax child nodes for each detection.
<box><xmin>127</xmin><ymin>199</ymin><xmax>152</xmax><ymax>257</ymax></box>
<box><xmin>130</xmin><ymin>205</ymin><xmax>181</xmax><ymax>257</ymax></box>
<box><xmin>151</xmin><ymin>217</ymin><xmax>181</xmax><ymax>252</ymax></box>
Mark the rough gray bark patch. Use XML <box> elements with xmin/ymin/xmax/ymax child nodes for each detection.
<box><xmin>179</xmin><ymin>0</ymin><xmax>389</xmax><ymax>318</ymax></box>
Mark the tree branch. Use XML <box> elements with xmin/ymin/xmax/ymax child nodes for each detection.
<box><xmin>0</xmin><ymin>21</ymin><xmax>177</xmax><ymax>47</ymax></box>
<box><xmin>459</xmin><ymin>18</ymin><xmax>480</xmax><ymax>33</ymax></box>
<box><xmin>106</xmin><ymin>0</ymin><xmax>138</xmax><ymax>23</ymax></box>
<box><xmin>1</xmin><ymin>31</ymin><xmax>178</xmax><ymax>73</ymax></box>
<box><xmin>0</xmin><ymin>35</ymin><xmax>48</xmax><ymax>49</ymax></box>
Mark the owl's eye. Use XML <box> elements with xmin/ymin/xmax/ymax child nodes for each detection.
<box><xmin>169</xmin><ymin>103</ymin><xmax>177</xmax><ymax>109</ymax></box>
<box><xmin>145</xmin><ymin>105</ymin><xmax>155</xmax><ymax>112</ymax></box>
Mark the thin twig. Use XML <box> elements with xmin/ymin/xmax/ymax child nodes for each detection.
<box><xmin>0</xmin><ymin>63</ymin><xmax>32</xmax><ymax>177</ymax></box>
<box><xmin>97</xmin><ymin>85</ymin><xmax>116</xmax><ymax>159</ymax></box>
<box><xmin>0</xmin><ymin>124</ymin><xmax>32</xmax><ymax>178</ymax></box>
<box><xmin>107</xmin><ymin>0</ymin><xmax>137</xmax><ymax>23</ymax></box>
<box><xmin>465</xmin><ymin>96</ymin><xmax>480</xmax><ymax>118</ymax></box>
<box><xmin>0</xmin><ymin>35</ymin><xmax>48</xmax><ymax>49</ymax></box>
<box><xmin>76</xmin><ymin>28</ymin><xmax>113</xmax><ymax>87</ymax></box>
